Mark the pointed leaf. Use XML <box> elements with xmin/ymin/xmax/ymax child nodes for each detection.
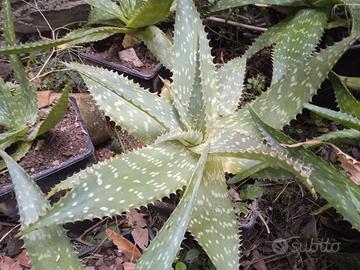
<box><xmin>0</xmin><ymin>27</ymin><xmax>130</xmax><ymax>55</ymax></box>
<box><xmin>2</xmin><ymin>0</ymin><xmax>37</xmax><ymax>123</ymax></box>
<box><xmin>0</xmin><ymin>142</ymin><xmax>31</xmax><ymax>171</ymax></box>
<box><xmin>155</xmin><ymin>130</ymin><xmax>203</xmax><ymax>146</ymax></box>
<box><xmin>0</xmin><ymin>150</ymin><xmax>83</xmax><ymax>270</ymax></box>
<box><xmin>68</xmin><ymin>62</ymin><xmax>181</xmax><ymax>143</ymax></box>
<box><xmin>135</xmin><ymin>153</ymin><xmax>207</xmax><ymax>270</ymax></box>
<box><xmin>87</xmin><ymin>7</ymin><xmax>125</xmax><ymax>26</ymax></box>
<box><xmin>135</xmin><ymin>26</ymin><xmax>174</xmax><ymax>70</ymax></box>
<box><xmin>251</xmin><ymin>109</ymin><xmax>360</xmax><ymax>231</ymax></box>
<box><xmin>330</xmin><ymin>71</ymin><xmax>360</xmax><ymax>119</ymax></box>
<box><xmin>83</xmin><ymin>0</ymin><xmax>128</xmax><ymax>22</ymax></box>
<box><xmin>188</xmin><ymin>156</ymin><xmax>240</xmax><ymax>270</ymax></box>
<box><xmin>25</xmin><ymin>142</ymin><xmax>198</xmax><ymax>231</ymax></box>
<box><xmin>305</xmin><ymin>103</ymin><xmax>360</xmax><ymax>131</ymax></box>
<box><xmin>28</xmin><ymin>86</ymin><xmax>69</xmax><ymax>140</ymax></box>
<box><xmin>126</xmin><ymin>0</ymin><xmax>174</xmax><ymax>29</ymax></box>
<box><xmin>312</xmin><ymin>129</ymin><xmax>360</xmax><ymax>145</ymax></box>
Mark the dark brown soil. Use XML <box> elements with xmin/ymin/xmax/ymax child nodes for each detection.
<box><xmin>0</xmin><ymin>102</ymin><xmax>87</xmax><ymax>191</ymax></box>
<box><xmin>82</xmin><ymin>35</ymin><xmax>159</xmax><ymax>76</ymax></box>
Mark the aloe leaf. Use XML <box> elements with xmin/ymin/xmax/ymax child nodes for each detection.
<box><xmin>0</xmin><ymin>128</ymin><xmax>27</xmax><ymax>149</ymax></box>
<box><xmin>0</xmin><ymin>141</ymin><xmax>31</xmax><ymax>171</ymax></box>
<box><xmin>135</xmin><ymin>26</ymin><xmax>174</xmax><ymax>70</ymax></box>
<box><xmin>0</xmin><ymin>27</ymin><xmax>130</xmax><ymax>56</ymax></box>
<box><xmin>271</xmin><ymin>9</ymin><xmax>327</xmax><ymax>84</ymax></box>
<box><xmin>225</xmin><ymin>158</ymin><xmax>269</xmax><ymax>183</ymax></box>
<box><xmin>330</xmin><ymin>72</ymin><xmax>360</xmax><ymax>119</ymax></box>
<box><xmin>87</xmin><ymin>7</ymin><xmax>125</xmax><ymax>26</ymax></box>
<box><xmin>2</xmin><ymin>0</ymin><xmax>37</xmax><ymax>124</ymax></box>
<box><xmin>0</xmin><ymin>82</ymin><xmax>31</xmax><ymax>130</ymax></box>
<box><xmin>250</xmin><ymin>109</ymin><xmax>360</xmax><ymax>231</ymax></box>
<box><xmin>312</xmin><ymin>129</ymin><xmax>360</xmax><ymax>145</ymax></box>
<box><xmin>24</xmin><ymin>142</ymin><xmax>198</xmax><ymax>231</ymax></box>
<box><xmin>305</xmin><ymin>103</ymin><xmax>360</xmax><ymax>130</ymax></box>
<box><xmin>155</xmin><ymin>130</ymin><xmax>203</xmax><ymax>146</ymax></box>
<box><xmin>126</xmin><ymin>0</ymin><xmax>174</xmax><ymax>29</ymax></box>
<box><xmin>188</xmin><ymin>156</ymin><xmax>240</xmax><ymax>270</ymax></box>
<box><xmin>172</xmin><ymin>0</ymin><xmax>218</xmax><ymax>129</ymax></box>
<box><xmin>83</xmin><ymin>0</ymin><xmax>128</xmax><ymax>22</ymax></box>
<box><xmin>135</xmin><ymin>153</ymin><xmax>207</xmax><ymax>270</ymax></box>
<box><xmin>0</xmin><ymin>150</ymin><xmax>83</xmax><ymax>269</ymax></box>
<box><xmin>68</xmin><ymin>62</ymin><xmax>181</xmax><ymax>143</ymax></box>
<box><xmin>346</xmin><ymin>0</ymin><xmax>360</xmax><ymax>34</ymax></box>
<box><xmin>28</xmin><ymin>86</ymin><xmax>69</xmax><ymax>140</ymax></box>
<box><xmin>252</xmin><ymin>167</ymin><xmax>295</xmax><ymax>180</ymax></box>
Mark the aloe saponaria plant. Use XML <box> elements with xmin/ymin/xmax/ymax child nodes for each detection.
<box><xmin>0</xmin><ymin>0</ymin><xmax>174</xmax><ymax>56</ymax></box>
<box><xmin>0</xmin><ymin>0</ymin><xmax>69</xmax><ymax>170</ymax></box>
<box><xmin>3</xmin><ymin>0</ymin><xmax>360</xmax><ymax>269</ymax></box>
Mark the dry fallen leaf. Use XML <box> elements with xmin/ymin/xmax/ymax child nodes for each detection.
<box><xmin>15</xmin><ymin>250</ymin><xmax>31</xmax><ymax>268</ymax></box>
<box><xmin>123</xmin><ymin>262</ymin><xmax>136</xmax><ymax>270</ymax></box>
<box><xmin>126</xmin><ymin>209</ymin><xmax>147</xmax><ymax>228</ymax></box>
<box><xmin>282</xmin><ymin>140</ymin><xmax>360</xmax><ymax>185</ymax></box>
<box><xmin>0</xmin><ymin>256</ymin><xmax>22</xmax><ymax>270</ymax></box>
<box><xmin>105</xmin><ymin>228</ymin><xmax>142</xmax><ymax>261</ymax></box>
<box><xmin>228</xmin><ymin>187</ymin><xmax>241</xmax><ymax>202</ymax></box>
<box><xmin>131</xmin><ymin>227</ymin><xmax>149</xmax><ymax>250</ymax></box>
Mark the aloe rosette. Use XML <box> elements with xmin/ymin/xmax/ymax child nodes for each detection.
<box><xmin>2</xmin><ymin>0</ymin><xmax>360</xmax><ymax>269</ymax></box>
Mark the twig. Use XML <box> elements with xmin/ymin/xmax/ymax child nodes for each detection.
<box><xmin>207</xmin><ymin>16</ymin><xmax>268</xmax><ymax>32</ymax></box>
<box><xmin>0</xmin><ymin>224</ymin><xmax>20</xmax><ymax>243</ymax></box>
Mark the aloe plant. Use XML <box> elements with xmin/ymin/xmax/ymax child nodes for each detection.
<box><xmin>0</xmin><ymin>0</ymin><xmax>174</xmax><ymax>56</ymax></box>
<box><xmin>5</xmin><ymin>0</ymin><xmax>358</xmax><ymax>269</ymax></box>
<box><xmin>303</xmin><ymin>71</ymin><xmax>360</xmax><ymax>144</ymax></box>
<box><xmin>0</xmin><ymin>0</ymin><xmax>69</xmax><ymax>170</ymax></box>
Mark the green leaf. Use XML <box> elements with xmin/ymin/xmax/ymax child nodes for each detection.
<box><xmin>68</xmin><ymin>62</ymin><xmax>181</xmax><ymax>143</ymax></box>
<box><xmin>188</xmin><ymin>156</ymin><xmax>240</xmax><ymax>270</ymax></box>
<box><xmin>135</xmin><ymin>153</ymin><xmax>207</xmax><ymax>270</ymax></box>
<box><xmin>239</xmin><ymin>184</ymin><xmax>264</xmax><ymax>200</ymax></box>
<box><xmin>28</xmin><ymin>86</ymin><xmax>69</xmax><ymax>140</ymax></box>
<box><xmin>225</xmin><ymin>158</ymin><xmax>268</xmax><ymax>183</ymax></box>
<box><xmin>126</xmin><ymin>0</ymin><xmax>174</xmax><ymax>29</ymax></box>
<box><xmin>0</xmin><ymin>150</ymin><xmax>83</xmax><ymax>270</ymax></box>
<box><xmin>253</xmin><ymin>167</ymin><xmax>295</xmax><ymax>180</ymax></box>
<box><xmin>24</xmin><ymin>142</ymin><xmax>198</xmax><ymax>231</ymax></box>
<box><xmin>87</xmin><ymin>7</ymin><xmax>125</xmax><ymax>26</ymax></box>
<box><xmin>305</xmin><ymin>103</ymin><xmax>360</xmax><ymax>131</ymax></box>
<box><xmin>0</xmin><ymin>141</ymin><xmax>31</xmax><ymax>172</ymax></box>
<box><xmin>2</xmin><ymin>0</ymin><xmax>37</xmax><ymax>124</ymax></box>
<box><xmin>0</xmin><ymin>27</ymin><xmax>130</xmax><ymax>55</ymax></box>
<box><xmin>346</xmin><ymin>0</ymin><xmax>360</xmax><ymax>34</ymax></box>
<box><xmin>312</xmin><ymin>129</ymin><xmax>360</xmax><ymax>145</ymax></box>
<box><xmin>330</xmin><ymin>71</ymin><xmax>360</xmax><ymax>119</ymax></box>
<box><xmin>250</xmin><ymin>109</ymin><xmax>360</xmax><ymax>231</ymax></box>
<box><xmin>83</xmin><ymin>0</ymin><xmax>128</xmax><ymax>22</ymax></box>
<box><xmin>271</xmin><ymin>9</ymin><xmax>327</xmax><ymax>84</ymax></box>
<box><xmin>135</xmin><ymin>26</ymin><xmax>174</xmax><ymax>70</ymax></box>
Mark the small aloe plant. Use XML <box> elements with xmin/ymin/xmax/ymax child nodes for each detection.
<box><xmin>0</xmin><ymin>0</ymin><xmax>174</xmax><ymax>55</ymax></box>
<box><xmin>0</xmin><ymin>0</ymin><xmax>69</xmax><ymax>170</ymax></box>
<box><xmin>2</xmin><ymin>0</ymin><xmax>360</xmax><ymax>269</ymax></box>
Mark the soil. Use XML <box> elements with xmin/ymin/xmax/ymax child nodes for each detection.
<box><xmin>81</xmin><ymin>35</ymin><xmax>159</xmax><ymax>76</ymax></box>
<box><xmin>0</xmin><ymin>101</ymin><xmax>88</xmax><ymax>191</ymax></box>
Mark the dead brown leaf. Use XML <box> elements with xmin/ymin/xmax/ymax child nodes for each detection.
<box><xmin>0</xmin><ymin>256</ymin><xmax>21</xmax><ymax>270</ymax></box>
<box><xmin>105</xmin><ymin>228</ymin><xmax>142</xmax><ymax>261</ymax></box>
<box><xmin>15</xmin><ymin>250</ymin><xmax>31</xmax><ymax>268</ymax></box>
<box><xmin>282</xmin><ymin>140</ymin><xmax>360</xmax><ymax>185</ymax></box>
<box><xmin>126</xmin><ymin>210</ymin><xmax>147</xmax><ymax>228</ymax></box>
<box><xmin>123</xmin><ymin>262</ymin><xmax>136</xmax><ymax>270</ymax></box>
<box><xmin>228</xmin><ymin>187</ymin><xmax>241</xmax><ymax>202</ymax></box>
<box><xmin>131</xmin><ymin>228</ymin><xmax>149</xmax><ymax>250</ymax></box>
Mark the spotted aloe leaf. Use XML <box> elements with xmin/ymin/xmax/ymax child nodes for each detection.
<box><xmin>346</xmin><ymin>0</ymin><xmax>360</xmax><ymax>34</ymax></box>
<box><xmin>250</xmin><ymin>109</ymin><xmax>360</xmax><ymax>230</ymax></box>
<box><xmin>135</xmin><ymin>153</ymin><xmax>207</xmax><ymax>270</ymax></box>
<box><xmin>0</xmin><ymin>26</ymin><xmax>130</xmax><ymax>56</ymax></box>
<box><xmin>155</xmin><ymin>130</ymin><xmax>204</xmax><ymax>146</ymax></box>
<box><xmin>188</xmin><ymin>156</ymin><xmax>240</xmax><ymax>270</ymax></box>
<box><xmin>305</xmin><ymin>103</ymin><xmax>360</xmax><ymax>131</ymax></box>
<box><xmin>2</xmin><ymin>0</ymin><xmax>37</xmax><ymax>123</ymax></box>
<box><xmin>330</xmin><ymin>71</ymin><xmax>360</xmax><ymax>119</ymax></box>
<box><xmin>0</xmin><ymin>150</ymin><xmax>84</xmax><ymax>270</ymax></box>
<box><xmin>66</xmin><ymin>62</ymin><xmax>181</xmax><ymax>143</ymax></box>
<box><xmin>0</xmin><ymin>142</ymin><xmax>31</xmax><ymax>171</ymax></box>
<box><xmin>172</xmin><ymin>0</ymin><xmax>218</xmax><ymax>129</ymax></box>
<box><xmin>83</xmin><ymin>0</ymin><xmax>128</xmax><ymax>22</ymax></box>
<box><xmin>24</xmin><ymin>142</ymin><xmax>198</xmax><ymax>230</ymax></box>
<box><xmin>135</xmin><ymin>26</ymin><xmax>174</xmax><ymax>70</ymax></box>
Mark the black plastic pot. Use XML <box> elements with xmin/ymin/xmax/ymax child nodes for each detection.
<box><xmin>0</xmin><ymin>97</ymin><xmax>96</xmax><ymax>204</ymax></box>
<box><xmin>79</xmin><ymin>52</ymin><xmax>164</xmax><ymax>92</ymax></box>
<box><xmin>334</xmin><ymin>44</ymin><xmax>360</xmax><ymax>77</ymax></box>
